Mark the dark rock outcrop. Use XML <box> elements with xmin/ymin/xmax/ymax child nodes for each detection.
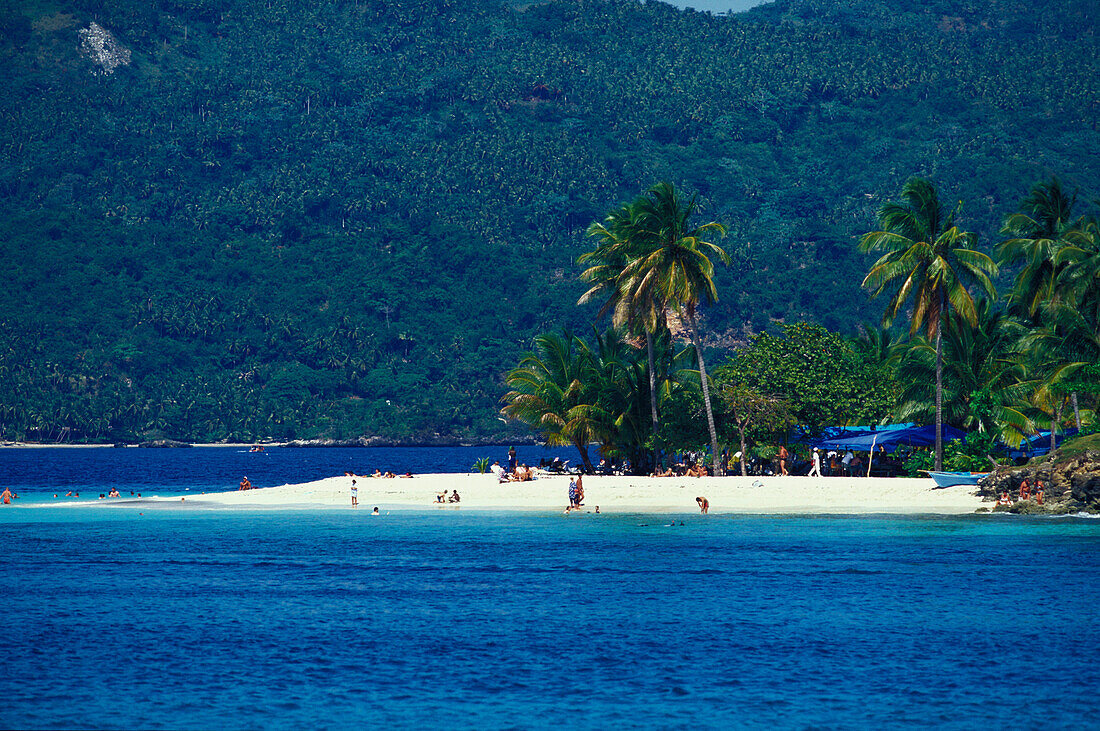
<box><xmin>977</xmin><ymin>449</ymin><xmax>1100</xmax><ymax>514</ymax></box>
<box><xmin>138</xmin><ymin>439</ymin><xmax>192</xmax><ymax>448</ymax></box>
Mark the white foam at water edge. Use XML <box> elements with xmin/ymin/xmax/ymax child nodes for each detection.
<box><xmin>1042</xmin><ymin>512</ymin><xmax>1100</xmax><ymax>519</ymax></box>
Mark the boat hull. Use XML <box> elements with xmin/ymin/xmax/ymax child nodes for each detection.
<box><xmin>927</xmin><ymin>471</ymin><xmax>989</xmax><ymax>487</ymax></box>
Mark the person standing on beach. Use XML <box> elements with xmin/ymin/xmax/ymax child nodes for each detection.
<box><xmin>696</xmin><ymin>496</ymin><xmax>709</xmax><ymax>514</ymax></box>
<box><xmin>778</xmin><ymin>445</ymin><xmax>790</xmax><ymax>476</ymax></box>
<box><xmin>351</xmin><ymin>479</ymin><xmax>358</xmax><ymax>507</ymax></box>
<box><xmin>508</xmin><ymin>446</ymin><xmax>517</xmax><ymax>474</ymax></box>
<box><xmin>809</xmin><ymin>448</ymin><xmax>822</xmax><ymax>477</ymax></box>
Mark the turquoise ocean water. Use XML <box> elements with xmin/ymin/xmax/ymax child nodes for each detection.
<box><xmin>2</xmin><ymin>449</ymin><xmax>1098</xmax><ymax>728</ymax></box>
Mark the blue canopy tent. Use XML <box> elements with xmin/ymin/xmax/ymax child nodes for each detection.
<box><xmin>813</xmin><ymin>424</ymin><xmax>966</xmax><ymax>454</ymax></box>
<box><xmin>1005</xmin><ymin>429</ymin><xmax>1078</xmax><ymax>460</ymax></box>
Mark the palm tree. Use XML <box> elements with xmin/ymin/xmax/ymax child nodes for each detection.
<box><xmin>860</xmin><ymin>178</ymin><xmax>998</xmax><ymax>470</ymax></box>
<box><xmin>996</xmin><ymin>177</ymin><xmax>1079</xmax><ymax>322</ymax></box>
<box><xmin>579</xmin><ymin>201</ymin><xmax>665</xmax><ymax>470</ymax></box>
<box><xmin>893</xmin><ymin>298</ymin><xmax>1033</xmax><ymax>446</ymax></box>
<box><xmin>500</xmin><ymin>330</ymin><xmax>606</xmax><ymax>472</ymax></box>
<box><xmin>621</xmin><ymin>182</ymin><xmax>729</xmax><ymax>474</ymax></box>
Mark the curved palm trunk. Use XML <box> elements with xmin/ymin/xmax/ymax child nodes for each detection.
<box><xmin>685</xmin><ymin>308</ymin><xmax>723</xmax><ymax>476</ymax></box>
<box><xmin>935</xmin><ymin>326</ymin><xmax>944</xmax><ymax>472</ymax></box>
<box><xmin>1072</xmin><ymin>392</ymin><xmax>1082</xmax><ymax>431</ymax></box>
<box><xmin>646</xmin><ymin>331</ymin><xmax>660</xmax><ymax>472</ymax></box>
<box><xmin>573</xmin><ymin>439</ymin><xmax>594</xmax><ymax>474</ymax></box>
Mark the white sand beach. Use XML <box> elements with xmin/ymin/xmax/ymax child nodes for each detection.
<box><xmin>132</xmin><ymin>473</ymin><xmax>986</xmax><ymax>514</ymax></box>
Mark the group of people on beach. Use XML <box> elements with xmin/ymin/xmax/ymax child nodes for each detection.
<box><xmin>344</xmin><ymin>469</ymin><xmax>414</xmax><ymax>479</ymax></box>
<box><xmin>653</xmin><ymin>463</ymin><xmax>709</xmax><ymax>477</ymax></box>
<box><xmin>496</xmin><ymin>447</ymin><xmax>538</xmax><ymax>483</ymax></box>
<box><xmin>493</xmin><ymin>461</ymin><xmax>534</xmax><ymax>482</ymax></box>
<box><xmin>436</xmin><ymin>489</ymin><xmax>461</xmax><ymax>503</ymax></box>
<box><xmin>997</xmin><ymin>478</ymin><xmax>1045</xmax><ymax>507</ymax></box>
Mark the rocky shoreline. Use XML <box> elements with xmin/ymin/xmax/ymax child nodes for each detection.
<box><xmin>977</xmin><ymin>447</ymin><xmax>1100</xmax><ymax>515</ymax></box>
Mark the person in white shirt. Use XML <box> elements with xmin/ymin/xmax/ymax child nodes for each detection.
<box><xmin>809</xmin><ymin>447</ymin><xmax>823</xmax><ymax>477</ymax></box>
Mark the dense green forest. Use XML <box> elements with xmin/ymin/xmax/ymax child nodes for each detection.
<box><xmin>0</xmin><ymin>0</ymin><xmax>1097</xmax><ymax>442</ymax></box>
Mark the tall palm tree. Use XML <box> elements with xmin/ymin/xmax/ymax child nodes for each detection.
<box><xmin>860</xmin><ymin>177</ymin><xmax>998</xmax><ymax>470</ymax></box>
<box><xmin>622</xmin><ymin>182</ymin><xmax>729</xmax><ymax>473</ymax></box>
<box><xmin>579</xmin><ymin>201</ymin><xmax>665</xmax><ymax>470</ymax></box>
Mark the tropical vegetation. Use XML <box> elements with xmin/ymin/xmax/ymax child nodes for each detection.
<box><xmin>0</xmin><ymin>0</ymin><xmax>1098</xmax><ymax>446</ymax></box>
<box><xmin>504</xmin><ymin>176</ymin><xmax>1098</xmax><ymax>473</ymax></box>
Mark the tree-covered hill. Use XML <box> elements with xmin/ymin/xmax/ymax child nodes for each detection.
<box><xmin>0</xmin><ymin>0</ymin><xmax>1096</xmax><ymax>442</ymax></box>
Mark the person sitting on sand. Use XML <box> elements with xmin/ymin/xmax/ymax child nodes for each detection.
<box><xmin>448</xmin><ymin>490</ymin><xmax>461</xmax><ymax>503</ymax></box>
<box><xmin>696</xmin><ymin>496</ymin><xmax>709</xmax><ymax>514</ymax></box>
<box><xmin>372</xmin><ymin>469</ymin><xmax>383</xmax><ymax>478</ymax></box>
<box><xmin>997</xmin><ymin>490</ymin><xmax>1012</xmax><ymax>507</ymax></box>
<box><xmin>653</xmin><ymin>466</ymin><xmax>674</xmax><ymax>477</ymax></box>
<box><xmin>239</xmin><ymin>476</ymin><xmax>251</xmax><ymax>491</ymax></box>
<box><xmin>491</xmin><ymin>461</ymin><xmax>506</xmax><ymax>481</ymax></box>
<box><xmin>436</xmin><ymin>490</ymin><xmax>448</xmax><ymax>503</ymax></box>
<box><xmin>384</xmin><ymin>471</ymin><xmax>396</xmax><ymax>478</ymax></box>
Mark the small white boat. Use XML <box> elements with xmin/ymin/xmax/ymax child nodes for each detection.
<box><xmin>926</xmin><ymin>471</ymin><xmax>990</xmax><ymax>487</ymax></box>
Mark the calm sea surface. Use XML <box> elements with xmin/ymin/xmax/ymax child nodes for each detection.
<box><xmin>2</xmin><ymin>449</ymin><xmax>1098</xmax><ymax>729</ymax></box>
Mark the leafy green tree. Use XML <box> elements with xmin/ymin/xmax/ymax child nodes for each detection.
<box><xmin>859</xmin><ymin>178</ymin><xmax>998</xmax><ymax>470</ymax></box>
<box><xmin>718</xmin><ymin>385</ymin><xmax>795</xmax><ymax>475</ymax></box>
<box><xmin>716</xmin><ymin>322</ymin><xmax>896</xmax><ymax>436</ymax></box>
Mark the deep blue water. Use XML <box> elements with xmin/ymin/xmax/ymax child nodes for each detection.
<box><xmin>1</xmin><ymin>450</ymin><xmax>1099</xmax><ymax>728</ymax></box>
<box><xmin>0</xmin><ymin>445</ymin><xmax>564</xmax><ymax>500</ymax></box>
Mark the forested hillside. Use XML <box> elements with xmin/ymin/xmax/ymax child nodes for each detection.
<box><xmin>1</xmin><ymin>0</ymin><xmax>1097</xmax><ymax>443</ymax></box>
